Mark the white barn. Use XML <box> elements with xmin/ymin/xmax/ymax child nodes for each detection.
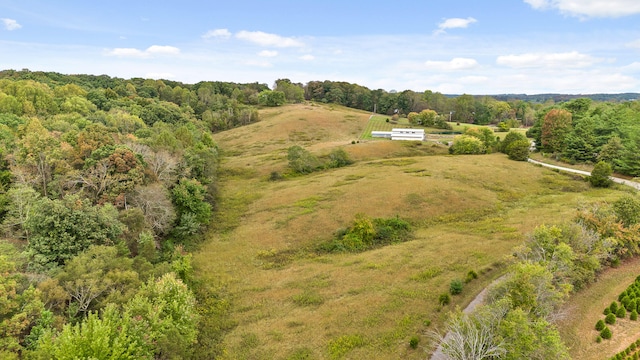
<box><xmin>371</xmin><ymin>128</ymin><xmax>425</xmax><ymax>141</ymax></box>
<box><xmin>390</xmin><ymin>128</ymin><xmax>425</xmax><ymax>141</ymax></box>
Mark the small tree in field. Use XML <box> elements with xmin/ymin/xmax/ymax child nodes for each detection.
<box><xmin>595</xmin><ymin>319</ymin><xmax>605</xmax><ymax>331</ymax></box>
<box><xmin>506</xmin><ymin>139</ymin><xmax>530</xmax><ymax>161</ymax></box>
<box><xmin>589</xmin><ymin>161</ymin><xmax>613</xmax><ymax>188</ymax></box>
<box><xmin>605</xmin><ymin>313</ymin><xmax>616</xmax><ymax>325</ymax></box>
<box><xmin>600</xmin><ymin>326</ymin><xmax>612</xmax><ymax>340</ymax></box>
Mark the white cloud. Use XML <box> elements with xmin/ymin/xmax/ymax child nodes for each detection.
<box><xmin>424</xmin><ymin>57</ymin><xmax>479</xmax><ymax>71</ymax></box>
<box><xmin>300</xmin><ymin>54</ymin><xmax>315</xmax><ymax>61</ymax></box>
<box><xmin>236</xmin><ymin>30</ymin><xmax>304</xmax><ymax>47</ymax></box>
<box><xmin>496</xmin><ymin>51</ymin><xmax>598</xmax><ymax>68</ymax></box>
<box><xmin>524</xmin><ymin>0</ymin><xmax>640</xmax><ymax>18</ymax></box>
<box><xmin>258</xmin><ymin>50</ymin><xmax>278</xmax><ymax>57</ymax></box>
<box><xmin>105</xmin><ymin>45</ymin><xmax>180</xmax><ymax>58</ymax></box>
<box><xmin>1</xmin><ymin>18</ymin><xmax>22</xmax><ymax>31</ymax></box>
<box><xmin>435</xmin><ymin>17</ymin><xmax>477</xmax><ymax>34</ymax></box>
<box><xmin>202</xmin><ymin>28</ymin><xmax>231</xmax><ymax>39</ymax></box>
<box><xmin>105</xmin><ymin>48</ymin><xmax>147</xmax><ymax>58</ymax></box>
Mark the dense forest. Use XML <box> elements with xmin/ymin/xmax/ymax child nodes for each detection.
<box><xmin>2</xmin><ymin>69</ymin><xmax>640</xmax><ymax>359</ymax></box>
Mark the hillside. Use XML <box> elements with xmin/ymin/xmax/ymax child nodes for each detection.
<box><xmin>193</xmin><ymin>103</ymin><xmax>629</xmax><ymax>359</ymax></box>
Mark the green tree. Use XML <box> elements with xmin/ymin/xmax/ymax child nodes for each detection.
<box><xmin>258</xmin><ymin>90</ymin><xmax>286</xmax><ymax>107</ymax></box>
<box><xmin>613</xmin><ymin>195</ymin><xmax>640</xmax><ymax>227</ymax></box>
<box><xmin>172</xmin><ymin>178</ymin><xmax>212</xmax><ymax>237</ymax></box>
<box><xmin>541</xmin><ymin>109</ymin><xmax>572</xmax><ymax>153</ymax></box>
<box><xmin>287</xmin><ymin>145</ymin><xmax>321</xmax><ymax>174</ymax></box>
<box><xmin>506</xmin><ymin>139</ymin><xmax>531</xmax><ymax>161</ymax></box>
<box><xmin>589</xmin><ymin>161</ymin><xmax>613</xmax><ymax>188</ymax></box>
<box><xmin>498</xmin><ymin>308</ymin><xmax>570</xmax><ymax>360</ymax></box>
<box><xmin>124</xmin><ymin>272</ymin><xmax>199</xmax><ymax>359</ymax></box>
<box><xmin>274</xmin><ymin>79</ymin><xmax>304</xmax><ymax>103</ymax></box>
<box><xmin>499</xmin><ymin>131</ymin><xmax>528</xmax><ymax>154</ymax></box>
<box><xmin>32</xmin><ymin>304</ymin><xmax>152</xmax><ymax>360</ymax></box>
<box><xmin>327</xmin><ymin>148</ymin><xmax>352</xmax><ymax>168</ymax></box>
<box><xmin>55</xmin><ymin>246</ymin><xmax>141</xmax><ymax>317</ymax></box>
<box><xmin>24</xmin><ymin>195</ymin><xmax>124</xmax><ymax>269</ymax></box>
<box><xmin>449</xmin><ymin>135</ymin><xmax>486</xmax><ymax>155</ymax></box>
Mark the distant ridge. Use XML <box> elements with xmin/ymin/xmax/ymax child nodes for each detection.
<box><xmin>488</xmin><ymin>93</ymin><xmax>640</xmax><ymax>103</ymax></box>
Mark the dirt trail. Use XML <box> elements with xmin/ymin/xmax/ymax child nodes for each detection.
<box><xmin>527</xmin><ymin>158</ymin><xmax>640</xmax><ymax>190</ymax></box>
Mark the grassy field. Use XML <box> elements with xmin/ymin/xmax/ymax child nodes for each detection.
<box><xmin>193</xmin><ymin>103</ymin><xmax>631</xmax><ymax>359</ymax></box>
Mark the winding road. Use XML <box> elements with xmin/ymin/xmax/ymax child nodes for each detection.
<box><xmin>429</xmin><ymin>159</ymin><xmax>640</xmax><ymax>359</ymax></box>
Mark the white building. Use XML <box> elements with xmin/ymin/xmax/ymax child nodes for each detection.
<box><xmin>371</xmin><ymin>128</ymin><xmax>425</xmax><ymax>141</ymax></box>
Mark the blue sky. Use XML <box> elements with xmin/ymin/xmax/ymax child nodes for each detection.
<box><xmin>2</xmin><ymin>0</ymin><xmax>640</xmax><ymax>94</ymax></box>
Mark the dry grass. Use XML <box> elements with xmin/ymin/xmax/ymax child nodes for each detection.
<box><xmin>558</xmin><ymin>258</ymin><xmax>640</xmax><ymax>360</ymax></box>
<box><xmin>193</xmin><ymin>103</ymin><xmax>630</xmax><ymax>359</ymax></box>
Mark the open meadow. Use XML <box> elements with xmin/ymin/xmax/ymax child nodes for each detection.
<box><xmin>193</xmin><ymin>103</ymin><xmax>632</xmax><ymax>359</ymax></box>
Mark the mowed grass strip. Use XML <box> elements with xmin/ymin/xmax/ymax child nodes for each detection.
<box><xmin>558</xmin><ymin>257</ymin><xmax>640</xmax><ymax>360</ymax></box>
<box><xmin>194</xmin><ymin>105</ymin><xmax>631</xmax><ymax>359</ymax></box>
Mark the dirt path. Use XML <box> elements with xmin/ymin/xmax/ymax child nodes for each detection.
<box><xmin>429</xmin><ymin>277</ymin><xmax>504</xmax><ymax>360</ymax></box>
<box><xmin>528</xmin><ymin>158</ymin><xmax>640</xmax><ymax>190</ymax></box>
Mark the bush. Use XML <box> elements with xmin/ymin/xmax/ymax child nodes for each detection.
<box><xmin>617</xmin><ymin>307</ymin><xmax>627</xmax><ymax>318</ymax></box>
<box><xmin>449</xmin><ymin>135</ymin><xmax>486</xmax><ymax>155</ymax></box>
<box><xmin>632</xmin><ymin>310</ymin><xmax>638</xmax><ymax>321</ymax></box>
<box><xmin>326</xmin><ymin>148</ymin><xmax>353</xmax><ymax>168</ymax></box>
<box><xmin>601</xmin><ymin>326</ymin><xmax>612</xmax><ymax>340</ymax></box>
<box><xmin>409</xmin><ymin>335</ymin><xmax>419</xmax><ymax>349</ymax></box>
<box><xmin>604</xmin><ymin>307</ymin><xmax>611</xmax><ymax>316</ymax></box>
<box><xmin>596</xmin><ymin>335</ymin><xmax>602</xmax><ymax>343</ymax></box>
<box><xmin>605</xmin><ymin>313</ymin><xmax>617</xmax><ymax>325</ymax></box>
<box><xmin>269</xmin><ymin>171</ymin><xmax>283</xmax><ymax>181</ymax></box>
<box><xmin>506</xmin><ymin>139</ymin><xmax>531</xmax><ymax>161</ymax></box>
<box><xmin>595</xmin><ymin>319</ymin><xmax>606</xmax><ymax>331</ymax></box>
<box><xmin>449</xmin><ymin>279</ymin><xmax>463</xmax><ymax>295</ymax></box>
<box><xmin>589</xmin><ymin>161</ymin><xmax>613</xmax><ymax>187</ymax></box>
<box><xmin>465</xmin><ymin>270</ymin><xmax>478</xmax><ymax>283</ymax></box>
<box><xmin>610</xmin><ymin>301</ymin><xmax>619</xmax><ymax>314</ymax></box>
<box><xmin>438</xmin><ymin>293</ymin><xmax>451</xmax><ymax>306</ymax></box>
<box><xmin>287</xmin><ymin>145</ymin><xmax>321</xmax><ymax>174</ymax></box>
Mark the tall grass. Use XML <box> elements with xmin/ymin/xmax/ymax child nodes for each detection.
<box><xmin>192</xmin><ymin>103</ymin><xmax>630</xmax><ymax>359</ymax></box>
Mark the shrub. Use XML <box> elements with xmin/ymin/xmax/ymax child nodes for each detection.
<box><xmin>409</xmin><ymin>336</ymin><xmax>419</xmax><ymax>349</ymax></box>
<box><xmin>506</xmin><ymin>139</ymin><xmax>531</xmax><ymax>161</ymax></box>
<box><xmin>327</xmin><ymin>148</ymin><xmax>353</xmax><ymax>168</ymax></box>
<box><xmin>438</xmin><ymin>293</ymin><xmax>451</xmax><ymax>306</ymax></box>
<box><xmin>610</xmin><ymin>302</ymin><xmax>619</xmax><ymax>314</ymax></box>
<box><xmin>269</xmin><ymin>171</ymin><xmax>283</xmax><ymax>181</ymax></box>
<box><xmin>601</xmin><ymin>326</ymin><xmax>612</xmax><ymax>340</ymax></box>
<box><xmin>596</xmin><ymin>335</ymin><xmax>602</xmax><ymax>343</ymax></box>
<box><xmin>449</xmin><ymin>135</ymin><xmax>486</xmax><ymax>155</ymax></box>
<box><xmin>604</xmin><ymin>307</ymin><xmax>611</xmax><ymax>316</ymax></box>
<box><xmin>449</xmin><ymin>279</ymin><xmax>463</xmax><ymax>295</ymax></box>
<box><xmin>605</xmin><ymin>313</ymin><xmax>617</xmax><ymax>325</ymax></box>
<box><xmin>595</xmin><ymin>319</ymin><xmax>606</xmax><ymax>331</ymax></box>
<box><xmin>287</xmin><ymin>145</ymin><xmax>321</xmax><ymax>174</ymax></box>
<box><xmin>617</xmin><ymin>307</ymin><xmax>627</xmax><ymax>318</ymax></box>
<box><xmin>589</xmin><ymin>161</ymin><xmax>613</xmax><ymax>187</ymax></box>
<box><xmin>632</xmin><ymin>310</ymin><xmax>638</xmax><ymax>321</ymax></box>
<box><xmin>465</xmin><ymin>270</ymin><xmax>478</xmax><ymax>283</ymax></box>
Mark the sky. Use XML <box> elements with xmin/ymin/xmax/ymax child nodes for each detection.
<box><xmin>2</xmin><ymin>0</ymin><xmax>640</xmax><ymax>95</ymax></box>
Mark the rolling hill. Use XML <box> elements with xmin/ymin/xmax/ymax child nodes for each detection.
<box><xmin>193</xmin><ymin>102</ymin><xmax>629</xmax><ymax>359</ymax></box>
